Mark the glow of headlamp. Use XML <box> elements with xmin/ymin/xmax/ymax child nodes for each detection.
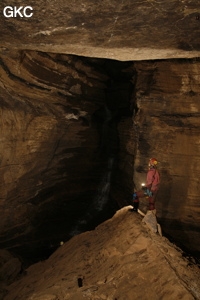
<box><xmin>141</xmin><ymin>183</ymin><xmax>145</xmax><ymax>186</ymax></box>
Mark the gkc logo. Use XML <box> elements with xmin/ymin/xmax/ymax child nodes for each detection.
<box><xmin>3</xmin><ymin>6</ymin><xmax>33</xmax><ymax>17</ymax></box>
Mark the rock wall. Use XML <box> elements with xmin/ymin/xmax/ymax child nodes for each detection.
<box><xmin>0</xmin><ymin>0</ymin><xmax>199</xmax><ymax>265</ymax></box>
<box><xmin>0</xmin><ymin>49</ymin><xmax>199</xmax><ymax>262</ymax></box>
<box><xmin>0</xmin><ymin>51</ymin><xmax>135</xmax><ymax>263</ymax></box>
<box><xmin>133</xmin><ymin>59</ymin><xmax>200</xmax><ymax>255</ymax></box>
<box><xmin>0</xmin><ymin>50</ymin><xmax>112</xmax><ymax>261</ymax></box>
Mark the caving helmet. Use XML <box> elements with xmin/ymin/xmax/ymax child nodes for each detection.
<box><xmin>149</xmin><ymin>158</ymin><xmax>158</xmax><ymax>168</ymax></box>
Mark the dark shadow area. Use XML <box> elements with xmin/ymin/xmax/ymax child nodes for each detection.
<box><xmin>158</xmin><ymin>218</ymin><xmax>200</xmax><ymax>265</ymax></box>
<box><xmin>0</xmin><ymin>56</ymin><xmax>135</xmax><ymax>268</ymax></box>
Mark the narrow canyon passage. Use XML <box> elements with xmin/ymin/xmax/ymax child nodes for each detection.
<box><xmin>0</xmin><ymin>51</ymin><xmax>199</xmax><ymax>269</ymax></box>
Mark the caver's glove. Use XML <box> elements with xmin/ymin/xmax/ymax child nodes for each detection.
<box><xmin>132</xmin><ymin>192</ymin><xmax>138</xmax><ymax>200</ymax></box>
<box><xmin>142</xmin><ymin>187</ymin><xmax>152</xmax><ymax>197</ymax></box>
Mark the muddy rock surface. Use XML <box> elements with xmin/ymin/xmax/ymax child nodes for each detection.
<box><xmin>4</xmin><ymin>207</ymin><xmax>200</xmax><ymax>300</ymax></box>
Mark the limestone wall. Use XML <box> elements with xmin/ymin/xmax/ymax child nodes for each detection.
<box><xmin>133</xmin><ymin>59</ymin><xmax>200</xmax><ymax>254</ymax></box>
<box><xmin>0</xmin><ymin>50</ymin><xmax>109</xmax><ymax>259</ymax></box>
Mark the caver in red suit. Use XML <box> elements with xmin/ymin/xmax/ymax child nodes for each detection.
<box><xmin>132</xmin><ymin>158</ymin><xmax>160</xmax><ymax>212</ymax></box>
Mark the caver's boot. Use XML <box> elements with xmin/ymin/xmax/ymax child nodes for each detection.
<box><xmin>132</xmin><ymin>201</ymin><xmax>139</xmax><ymax>212</ymax></box>
<box><xmin>131</xmin><ymin>193</ymin><xmax>139</xmax><ymax>212</ymax></box>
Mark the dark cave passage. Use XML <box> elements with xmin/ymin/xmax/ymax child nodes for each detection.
<box><xmin>0</xmin><ymin>52</ymin><xmax>199</xmax><ymax>269</ymax></box>
<box><xmin>67</xmin><ymin>62</ymin><xmax>135</xmax><ymax>241</ymax></box>
<box><xmin>42</xmin><ymin>59</ymin><xmax>136</xmax><ymax>262</ymax></box>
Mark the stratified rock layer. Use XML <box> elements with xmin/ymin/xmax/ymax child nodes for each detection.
<box><xmin>4</xmin><ymin>207</ymin><xmax>200</xmax><ymax>300</ymax></box>
<box><xmin>133</xmin><ymin>59</ymin><xmax>200</xmax><ymax>255</ymax></box>
<box><xmin>0</xmin><ymin>0</ymin><xmax>200</xmax><ymax>60</ymax></box>
<box><xmin>0</xmin><ymin>50</ymin><xmax>111</xmax><ymax>259</ymax></box>
<box><xmin>0</xmin><ymin>49</ymin><xmax>200</xmax><ymax>260</ymax></box>
<box><xmin>0</xmin><ymin>50</ymin><xmax>135</xmax><ymax>261</ymax></box>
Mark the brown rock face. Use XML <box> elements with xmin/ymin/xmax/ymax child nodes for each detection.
<box><xmin>0</xmin><ymin>249</ymin><xmax>21</xmax><ymax>299</ymax></box>
<box><xmin>0</xmin><ymin>0</ymin><xmax>199</xmax><ymax>266</ymax></box>
<box><xmin>0</xmin><ymin>0</ymin><xmax>200</xmax><ymax>60</ymax></box>
<box><xmin>133</xmin><ymin>59</ymin><xmax>200</xmax><ymax>255</ymax></box>
<box><xmin>0</xmin><ymin>50</ymin><xmax>134</xmax><ymax>262</ymax></box>
<box><xmin>3</xmin><ymin>207</ymin><xmax>200</xmax><ymax>300</ymax></box>
<box><xmin>0</xmin><ymin>51</ymin><xmax>106</xmax><ymax>257</ymax></box>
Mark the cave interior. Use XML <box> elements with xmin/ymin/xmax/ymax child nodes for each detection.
<box><xmin>0</xmin><ymin>48</ymin><xmax>199</xmax><ymax>268</ymax></box>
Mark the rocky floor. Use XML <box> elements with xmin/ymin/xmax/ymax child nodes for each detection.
<box><xmin>3</xmin><ymin>206</ymin><xmax>200</xmax><ymax>300</ymax></box>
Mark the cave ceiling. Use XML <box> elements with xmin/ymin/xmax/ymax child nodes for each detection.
<box><xmin>0</xmin><ymin>0</ymin><xmax>200</xmax><ymax>61</ymax></box>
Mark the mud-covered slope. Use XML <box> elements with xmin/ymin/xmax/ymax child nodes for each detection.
<box><xmin>4</xmin><ymin>207</ymin><xmax>200</xmax><ymax>300</ymax></box>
